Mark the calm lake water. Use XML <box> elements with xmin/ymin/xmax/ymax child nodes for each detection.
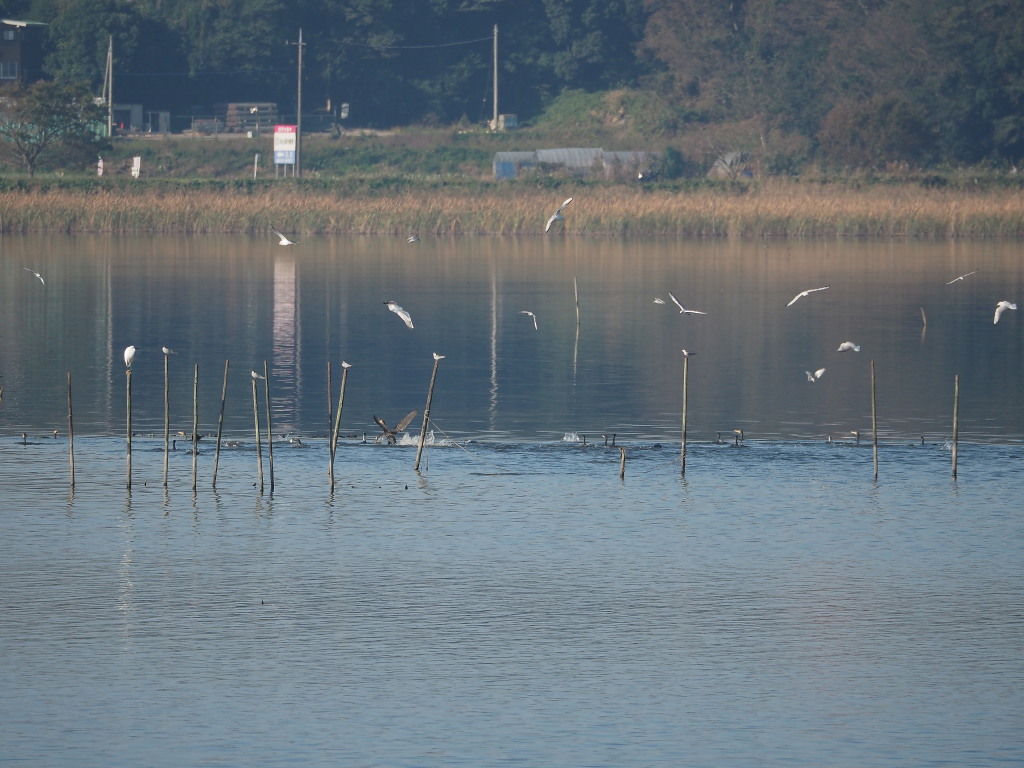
<box><xmin>1</xmin><ymin>235</ymin><xmax>1022</xmax><ymax>767</ymax></box>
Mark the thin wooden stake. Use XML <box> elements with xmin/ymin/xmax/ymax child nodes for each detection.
<box><xmin>252</xmin><ymin>376</ymin><xmax>264</xmax><ymax>494</ymax></box>
<box><xmin>67</xmin><ymin>372</ymin><xmax>75</xmax><ymax>489</ymax></box>
<box><xmin>191</xmin><ymin>364</ymin><xmax>199</xmax><ymax>491</ymax></box>
<box><xmin>573</xmin><ymin>276</ymin><xmax>580</xmax><ymax>327</ymax></box>
<box><xmin>329</xmin><ymin>362</ymin><xmax>351</xmax><ymax>490</ymax></box>
<box><xmin>212</xmin><ymin>360</ymin><xmax>229</xmax><ymax>488</ymax></box>
<box><xmin>619</xmin><ymin>446</ymin><xmax>626</xmax><ymax>480</ymax></box>
<box><xmin>680</xmin><ymin>353</ymin><xmax>689</xmax><ymax>475</ymax></box>
<box><xmin>952</xmin><ymin>373</ymin><xmax>960</xmax><ymax>480</ymax></box>
<box><xmin>126</xmin><ymin>369</ymin><xmax>132</xmax><ymax>491</ymax></box>
<box><xmin>163</xmin><ymin>351</ymin><xmax>171</xmax><ymax>487</ymax></box>
<box><xmin>263</xmin><ymin>361</ymin><xmax>274</xmax><ymax>493</ymax></box>
<box><xmin>871</xmin><ymin>360</ymin><xmax>878</xmax><ymax>481</ymax></box>
<box><xmin>414</xmin><ymin>354</ymin><xmax>443</xmax><ymax>472</ymax></box>
<box><xmin>326</xmin><ymin>361</ymin><xmax>333</xmax><ymax>441</ymax></box>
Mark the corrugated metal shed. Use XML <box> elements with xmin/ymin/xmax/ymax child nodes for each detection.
<box><xmin>494</xmin><ymin>148</ymin><xmax>658</xmax><ymax>179</ymax></box>
<box><xmin>493</xmin><ymin>151</ymin><xmax>538</xmax><ymax>180</ymax></box>
<box><xmin>535</xmin><ymin>148</ymin><xmax>604</xmax><ymax>170</ymax></box>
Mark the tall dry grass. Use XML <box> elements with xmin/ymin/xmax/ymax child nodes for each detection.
<box><xmin>1</xmin><ymin>180</ymin><xmax>1022</xmax><ymax>237</ymax></box>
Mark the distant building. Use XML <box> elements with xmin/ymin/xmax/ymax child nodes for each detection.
<box><xmin>0</xmin><ymin>19</ymin><xmax>46</xmax><ymax>85</ymax></box>
<box><xmin>494</xmin><ymin>148</ymin><xmax>658</xmax><ymax>180</ymax></box>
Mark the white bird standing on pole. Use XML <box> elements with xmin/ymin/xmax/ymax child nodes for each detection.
<box><xmin>786</xmin><ymin>285</ymin><xmax>829</xmax><ymax>307</ymax></box>
<box><xmin>383</xmin><ymin>300</ymin><xmax>414</xmax><ymax>329</ymax></box>
<box><xmin>519</xmin><ymin>310</ymin><xmax>538</xmax><ymax>330</ymax></box>
<box><xmin>270</xmin><ymin>225</ymin><xmax>298</xmax><ymax>245</ymax></box>
<box><xmin>668</xmin><ymin>292</ymin><xmax>707</xmax><ymax>315</ymax></box>
<box><xmin>993</xmin><ymin>300</ymin><xmax>1017</xmax><ymax>324</ymax></box>
<box><xmin>162</xmin><ymin>346</ymin><xmax>177</xmax><ymax>356</ymax></box>
<box><xmin>124</xmin><ymin>345</ymin><xmax>137</xmax><ymax>369</ymax></box>
<box><xmin>545</xmin><ymin>197</ymin><xmax>573</xmax><ymax>233</ymax></box>
<box><xmin>251</xmin><ymin>370</ymin><xmax>266</xmax><ymax>380</ymax></box>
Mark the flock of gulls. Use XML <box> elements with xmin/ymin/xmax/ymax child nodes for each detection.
<box><xmin>15</xmin><ymin>198</ymin><xmax>1019</xmax><ymax>449</ymax></box>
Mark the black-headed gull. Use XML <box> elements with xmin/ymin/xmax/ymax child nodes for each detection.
<box><xmin>519</xmin><ymin>310</ymin><xmax>538</xmax><ymax>330</ymax></box>
<box><xmin>23</xmin><ymin>267</ymin><xmax>45</xmax><ymax>285</ymax></box>
<box><xmin>786</xmin><ymin>286</ymin><xmax>829</xmax><ymax>307</ymax></box>
<box><xmin>946</xmin><ymin>270</ymin><xmax>977</xmax><ymax>285</ymax></box>
<box><xmin>545</xmin><ymin>197</ymin><xmax>573</xmax><ymax>233</ymax></box>
<box><xmin>270</xmin><ymin>225</ymin><xmax>298</xmax><ymax>245</ymax></box>
<box><xmin>994</xmin><ymin>300</ymin><xmax>1017</xmax><ymax>324</ymax></box>
<box><xmin>383</xmin><ymin>300</ymin><xmax>414</xmax><ymax>329</ymax></box>
<box><xmin>668</xmin><ymin>292</ymin><xmax>706</xmax><ymax>315</ymax></box>
<box><xmin>805</xmin><ymin>368</ymin><xmax>826</xmax><ymax>382</ymax></box>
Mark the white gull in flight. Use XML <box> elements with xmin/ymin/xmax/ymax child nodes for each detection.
<box><xmin>383</xmin><ymin>300</ymin><xmax>414</xmax><ymax>329</ymax></box>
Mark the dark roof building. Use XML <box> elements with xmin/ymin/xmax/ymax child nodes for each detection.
<box><xmin>0</xmin><ymin>19</ymin><xmax>47</xmax><ymax>85</ymax></box>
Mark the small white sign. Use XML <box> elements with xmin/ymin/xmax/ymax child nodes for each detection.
<box><xmin>274</xmin><ymin>125</ymin><xmax>297</xmax><ymax>165</ymax></box>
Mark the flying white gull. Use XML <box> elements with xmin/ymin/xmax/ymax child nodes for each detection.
<box><xmin>946</xmin><ymin>270</ymin><xmax>977</xmax><ymax>285</ymax></box>
<box><xmin>786</xmin><ymin>286</ymin><xmax>829</xmax><ymax>307</ymax></box>
<box><xmin>653</xmin><ymin>298</ymin><xmax>666</xmax><ymax>305</ymax></box>
<box><xmin>836</xmin><ymin>341</ymin><xmax>861</xmax><ymax>352</ymax></box>
<box><xmin>124</xmin><ymin>345</ymin><xmax>137</xmax><ymax>369</ymax></box>
<box><xmin>544</xmin><ymin>197</ymin><xmax>573</xmax><ymax>233</ymax></box>
<box><xmin>668</xmin><ymin>292</ymin><xmax>707</xmax><ymax>315</ymax></box>
<box><xmin>406</xmin><ymin>235</ymin><xmax>420</xmax><ymax>243</ymax></box>
<box><xmin>805</xmin><ymin>368</ymin><xmax>826</xmax><ymax>382</ymax></box>
<box><xmin>993</xmin><ymin>300</ymin><xmax>1017</xmax><ymax>324</ymax></box>
<box><xmin>383</xmin><ymin>300</ymin><xmax>414</xmax><ymax>329</ymax></box>
<box><xmin>270</xmin><ymin>225</ymin><xmax>298</xmax><ymax>245</ymax></box>
<box><xmin>23</xmin><ymin>267</ymin><xmax>45</xmax><ymax>285</ymax></box>
<box><xmin>519</xmin><ymin>310</ymin><xmax>538</xmax><ymax>330</ymax></box>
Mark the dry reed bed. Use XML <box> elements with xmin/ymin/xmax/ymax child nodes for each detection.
<box><xmin>1</xmin><ymin>183</ymin><xmax>1022</xmax><ymax>237</ymax></box>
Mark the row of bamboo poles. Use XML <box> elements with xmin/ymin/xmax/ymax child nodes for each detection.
<box><xmin>58</xmin><ymin>351</ymin><xmax>964</xmax><ymax>493</ymax></box>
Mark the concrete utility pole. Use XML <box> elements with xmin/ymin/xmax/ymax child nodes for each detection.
<box><xmin>491</xmin><ymin>25</ymin><xmax>498</xmax><ymax>131</ymax></box>
<box><xmin>288</xmin><ymin>28</ymin><xmax>306</xmax><ymax>177</ymax></box>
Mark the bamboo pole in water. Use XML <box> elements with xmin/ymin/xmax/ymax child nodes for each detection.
<box><xmin>619</xmin><ymin>446</ymin><xmax>626</xmax><ymax>480</ymax></box>
<box><xmin>263</xmin><ymin>361</ymin><xmax>274</xmax><ymax>493</ymax></box>
<box><xmin>252</xmin><ymin>375</ymin><xmax>264</xmax><ymax>494</ymax></box>
<box><xmin>414</xmin><ymin>354</ymin><xmax>443</xmax><ymax>472</ymax></box>
<box><xmin>680</xmin><ymin>352</ymin><xmax>690</xmax><ymax>476</ymax></box>
<box><xmin>67</xmin><ymin>372</ymin><xmax>75</xmax><ymax>489</ymax></box>
<box><xmin>126</xmin><ymin>368</ymin><xmax>132</xmax><ymax>490</ymax></box>
<box><xmin>871</xmin><ymin>360</ymin><xmax>878</xmax><ymax>481</ymax></box>
<box><xmin>952</xmin><ymin>374</ymin><xmax>960</xmax><ymax>480</ymax></box>
<box><xmin>573</xmin><ymin>276</ymin><xmax>580</xmax><ymax>327</ymax></box>
<box><xmin>212</xmin><ymin>360</ymin><xmax>229</xmax><ymax>488</ymax></box>
<box><xmin>163</xmin><ymin>350</ymin><xmax>171</xmax><ymax>487</ymax></box>
<box><xmin>191</xmin><ymin>364</ymin><xmax>199</xmax><ymax>491</ymax></box>
<box><xmin>329</xmin><ymin>362</ymin><xmax>351</xmax><ymax>490</ymax></box>
<box><xmin>326</xmin><ymin>361</ymin><xmax>332</xmax><ymax>441</ymax></box>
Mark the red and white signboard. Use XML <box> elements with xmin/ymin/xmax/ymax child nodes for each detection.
<box><xmin>274</xmin><ymin>125</ymin><xmax>297</xmax><ymax>165</ymax></box>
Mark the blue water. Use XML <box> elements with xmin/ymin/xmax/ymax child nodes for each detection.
<box><xmin>1</xmin><ymin>235</ymin><xmax>1022</xmax><ymax>767</ymax></box>
<box><xmin>1</xmin><ymin>434</ymin><xmax>1022</xmax><ymax>768</ymax></box>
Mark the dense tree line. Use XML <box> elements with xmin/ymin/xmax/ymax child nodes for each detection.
<box><xmin>1</xmin><ymin>0</ymin><xmax>1021</xmax><ymax>167</ymax></box>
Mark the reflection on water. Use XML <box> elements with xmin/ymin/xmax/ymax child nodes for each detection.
<box><xmin>1</xmin><ymin>234</ymin><xmax>1022</xmax><ymax>442</ymax></box>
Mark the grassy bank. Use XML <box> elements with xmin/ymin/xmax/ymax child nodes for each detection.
<box><xmin>1</xmin><ymin>176</ymin><xmax>1023</xmax><ymax>238</ymax></box>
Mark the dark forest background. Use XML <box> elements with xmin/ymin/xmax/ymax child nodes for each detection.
<box><xmin>2</xmin><ymin>0</ymin><xmax>1022</xmax><ymax>169</ymax></box>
